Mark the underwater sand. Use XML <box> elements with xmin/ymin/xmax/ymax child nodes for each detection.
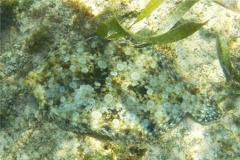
<box><xmin>0</xmin><ymin>0</ymin><xmax>240</xmax><ymax>159</ymax></box>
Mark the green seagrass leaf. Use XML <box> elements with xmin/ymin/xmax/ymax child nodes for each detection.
<box><xmin>217</xmin><ymin>36</ymin><xmax>240</xmax><ymax>93</ymax></box>
<box><xmin>101</xmin><ymin>17</ymin><xmax>207</xmax><ymax>44</ymax></box>
<box><xmin>217</xmin><ymin>36</ymin><xmax>233</xmax><ymax>81</ymax></box>
<box><xmin>106</xmin><ymin>17</ymin><xmax>129</xmax><ymax>37</ymax></box>
<box><xmin>96</xmin><ymin>22</ymin><xmax>109</xmax><ymax>38</ymax></box>
<box><xmin>157</xmin><ymin>0</ymin><xmax>200</xmax><ymax>34</ymax></box>
<box><xmin>132</xmin><ymin>21</ymin><xmax>208</xmax><ymax>43</ymax></box>
<box><xmin>96</xmin><ymin>18</ymin><xmax>128</xmax><ymax>38</ymax></box>
<box><xmin>133</xmin><ymin>0</ymin><xmax>164</xmax><ymax>24</ymax></box>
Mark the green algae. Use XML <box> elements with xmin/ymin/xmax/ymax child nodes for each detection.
<box><xmin>0</xmin><ymin>0</ymin><xmax>34</xmax><ymax>31</ymax></box>
<box><xmin>0</xmin><ymin>0</ymin><xmax>19</xmax><ymax>31</ymax></box>
<box><xmin>24</xmin><ymin>27</ymin><xmax>53</xmax><ymax>54</ymax></box>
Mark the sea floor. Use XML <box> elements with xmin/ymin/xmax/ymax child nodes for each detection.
<box><xmin>0</xmin><ymin>0</ymin><xmax>240</xmax><ymax>159</ymax></box>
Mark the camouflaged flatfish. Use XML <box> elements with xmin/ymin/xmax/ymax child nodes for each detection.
<box><xmin>26</xmin><ymin>38</ymin><xmax>222</xmax><ymax>141</ymax></box>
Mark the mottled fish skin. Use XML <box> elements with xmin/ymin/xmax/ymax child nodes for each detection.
<box><xmin>213</xmin><ymin>0</ymin><xmax>240</xmax><ymax>12</ymax></box>
<box><xmin>26</xmin><ymin>38</ymin><xmax>222</xmax><ymax>141</ymax></box>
